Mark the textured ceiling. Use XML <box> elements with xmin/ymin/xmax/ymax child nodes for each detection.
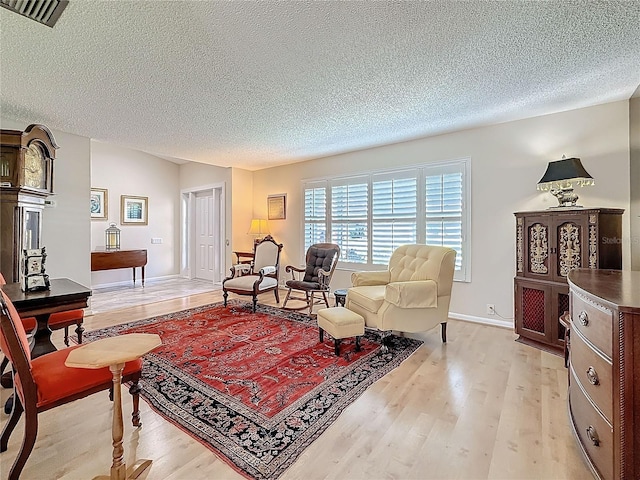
<box><xmin>1</xmin><ymin>1</ymin><xmax>639</xmax><ymax>171</ymax></box>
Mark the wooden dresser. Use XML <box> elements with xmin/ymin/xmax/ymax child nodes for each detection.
<box><xmin>567</xmin><ymin>269</ymin><xmax>640</xmax><ymax>479</ymax></box>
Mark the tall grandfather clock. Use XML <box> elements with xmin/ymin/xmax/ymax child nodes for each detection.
<box><xmin>0</xmin><ymin>124</ymin><xmax>57</xmax><ymax>282</ymax></box>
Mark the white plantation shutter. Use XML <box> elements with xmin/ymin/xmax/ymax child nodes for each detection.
<box><xmin>331</xmin><ymin>178</ymin><xmax>368</xmax><ymax>263</ymax></box>
<box><xmin>424</xmin><ymin>162</ymin><xmax>467</xmax><ymax>280</ymax></box>
<box><xmin>301</xmin><ymin>159</ymin><xmax>470</xmax><ymax>281</ymax></box>
<box><xmin>372</xmin><ymin>171</ymin><xmax>417</xmax><ymax>265</ymax></box>
<box><xmin>303</xmin><ymin>183</ymin><xmax>327</xmax><ymax>252</ymax></box>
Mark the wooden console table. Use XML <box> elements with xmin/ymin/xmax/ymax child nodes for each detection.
<box><xmin>91</xmin><ymin>250</ymin><xmax>148</xmax><ymax>286</ymax></box>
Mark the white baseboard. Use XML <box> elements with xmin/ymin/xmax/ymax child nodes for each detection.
<box><xmin>449</xmin><ymin>312</ymin><xmax>513</xmax><ymax>329</ymax></box>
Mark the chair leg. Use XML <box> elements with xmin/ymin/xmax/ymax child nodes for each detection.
<box><xmin>308</xmin><ymin>292</ymin><xmax>314</xmax><ymax>317</ymax></box>
<box><xmin>319</xmin><ymin>328</ymin><xmax>324</xmax><ymax>342</ymax></box>
<box><xmin>63</xmin><ymin>326</ymin><xmax>69</xmax><ymax>347</ymax></box>
<box><xmin>274</xmin><ymin>287</ymin><xmax>280</xmax><ymax>304</ymax></box>
<box><xmin>75</xmin><ymin>320</ymin><xmax>84</xmax><ymax>344</ymax></box>
<box><xmin>9</xmin><ymin>402</ymin><xmax>38</xmax><ymax>480</ymax></box>
<box><xmin>321</xmin><ymin>291</ymin><xmax>329</xmax><ymax>309</ymax></box>
<box><xmin>223</xmin><ymin>290</ymin><xmax>228</xmax><ymax>306</ymax></box>
<box><xmin>129</xmin><ymin>379</ymin><xmax>142</xmax><ymax>427</ymax></box>
<box><xmin>355</xmin><ymin>336</ymin><xmax>361</xmax><ymax>352</ymax></box>
<box><xmin>441</xmin><ymin>322</ymin><xmax>447</xmax><ymax>343</ymax></box>
<box><xmin>0</xmin><ymin>393</ymin><xmax>23</xmax><ymax>452</ymax></box>
<box><xmin>334</xmin><ymin>338</ymin><xmax>341</xmax><ymax>356</ymax></box>
<box><xmin>379</xmin><ymin>330</ymin><xmax>391</xmax><ymax>353</ymax></box>
<box><xmin>252</xmin><ymin>296</ymin><xmax>257</xmax><ymax>312</ymax></box>
<box><xmin>282</xmin><ymin>288</ymin><xmax>292</xmax><ymax>309</ymax></box>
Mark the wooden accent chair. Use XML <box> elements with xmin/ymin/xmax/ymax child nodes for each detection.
<box><xmin>223</xmin><ymin>235</ymin><xmax>283</xmax><ymax>312</ymax></box>
<box><xmin>282</xmin><ymin>243</ymin><xmax>340</xmax><ymax>317</ymax></box>
<box><xmin>0</xmin><ymin>291</ymin><xmax>143</xmax><ymax>480</ymax></box>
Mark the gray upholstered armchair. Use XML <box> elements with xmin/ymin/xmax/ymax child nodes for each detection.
<box><xmin>223</xmin><ymin>235</ymin><xmax>283</xmax><ymax>312</ymax></box>
<box><xmin>282</xmin><ymin>243</ymin><xmax>340</xmax><ymax>316</ymax></box>
<box><xmin>346</xmin><ymin>244</ymin><xmax>456</xmax><ymax>342</ymax></box>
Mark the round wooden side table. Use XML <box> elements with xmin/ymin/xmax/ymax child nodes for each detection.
<box><xmin>65</xmin><ymin>333</ymin><xmax>161</xmax><ymax>480</ymax></box>
<box><xmin>334</xmin><ymin>289</ymin><xmax>347</xmax><ymax>307</ymax></box>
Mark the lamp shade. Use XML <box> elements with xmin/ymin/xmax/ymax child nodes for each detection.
<box><xmin>537</xmin><ymin>157</ymin><xmax>593</xmax><ymax>185</ymax></box>
<box><xmin>537</xmin><ymin>157</ymin><xmax>594</xmax><ymax>208</ymax></box>
<box><xmin>247</xmin><ymin>219</ymin><xmax>270</xmax><ymax>236</ymax></box>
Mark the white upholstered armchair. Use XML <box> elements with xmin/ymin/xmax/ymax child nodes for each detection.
<box><xmin>346</xmin><ymin>244</ymin><xmax>456</xmax><ymax>343</ymax></box>
<box><xmin>223</xmin><ymin>235</ymin><xmax>283</xmax><ymax>312</ymax></box>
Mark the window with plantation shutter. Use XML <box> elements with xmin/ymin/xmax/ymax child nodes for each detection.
<box><xmin>372</xmin><ymin>172</ymin><xmax>417</xmax><ymax>264</ymax></box>
<box><xmin>331</xmin><ymin>179</ymin><xmax>368</xmax><ymax>264</ymax></box>
<box><xmin>301</xmin><ymin>158</ymin><xmax>470</xmax><ymax>281</ymax></box>
<box><xmin>303</xmin><ymin>183</ymin><xmax>327</xmax><ymax>253</ymax></box>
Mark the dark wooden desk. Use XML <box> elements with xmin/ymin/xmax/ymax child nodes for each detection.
<box><xmin>233</xmin><ymin>251</ymin><xmax>254</xmax><ymax>264</ymax></box>
<box><xmin>1</xmin><ymin>278</ymin><xmax>92</xmax><ymax>357</ymax></box>
<box><xmin>91</xmin><ymin>249</ymin><xmax>147</xmax><ymax>286</ymax></box>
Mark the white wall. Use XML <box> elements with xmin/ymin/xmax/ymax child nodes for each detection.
<box><xmin>90</xmin><ymin>141</ymin><xmax>181</xmax><ymax>285</ymax></box>
<box><xmin>630</xmin><ymin>95</ymin><xmax>640</xmax><ymax>269</ymax></box>
<box><xmin>252</xmin><ymin>101</ymin><xmax>632</xmax><ymax>326</ymax></box>
<box><xmin>0</xmin><ymin>117</ymin><xmax>92</xmax><ymax>287</ymax></box>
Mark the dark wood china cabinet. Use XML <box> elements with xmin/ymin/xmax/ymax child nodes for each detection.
<box><xmin>514</xmin><ymin>208</ymin><xmax>623</xmax><ymax>355</ymax></box>
<box><xmin>0</xmin><ymin>124</ymin><xmax>57</xmax><ymax>282</ymax></box>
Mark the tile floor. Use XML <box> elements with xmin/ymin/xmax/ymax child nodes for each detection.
<box><xmin>89</xmin><ymin>277</ymin><xmax>220</xmax><ymax>314</ymax></box>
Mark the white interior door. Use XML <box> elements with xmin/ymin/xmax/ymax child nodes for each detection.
<box><xmin>181</xmin><ymin>184</ymin><xmax>225</xmax><ymax>284</ymax></box>
<box><xmin>195</xmin><ymin>190</ymin><xmax>216</xmax><ymax>281</ymax></box>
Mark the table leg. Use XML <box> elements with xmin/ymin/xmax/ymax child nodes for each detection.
<box><xmin>132</xmin><ymin>267</ymin><xmax>136</xmax><ymax>286</ymax></box>
<box><xmin>141</xmin><ymin>266</ymin><xmax>145</xmax><ymax>287</ymax></box>
<box><xmin>31</xmin><ymin>314</ymin><xmax>56</xmax><ymax>358</ymax></box>
<box><xmin>110</xmin><ymin>362</ymin><xmax>127</xmax><ymax>480</ymax></box>
<box><xmin>95</xmin><ymin>362</ymin><xmax>152</xmax><ymax>480</ymax></box>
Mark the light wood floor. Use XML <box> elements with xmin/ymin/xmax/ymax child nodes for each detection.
<box><xmin>0</xmin><ymin>289</ymin><xmax>592</xmax><ymax>480</ymax></box>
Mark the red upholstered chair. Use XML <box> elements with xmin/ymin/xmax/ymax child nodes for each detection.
<box><xmin>0</xmin><ymin>291</ymin><xmax>143</xmax><ymax>480</ymax></box>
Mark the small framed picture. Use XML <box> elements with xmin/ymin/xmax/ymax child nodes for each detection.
<box><xmin>121</xmin><ymin>195</ymin><xmax>148</xmax><ymax>225</ymax></box>
<box><xmin>267</xmin><ymin>194</ymin><xmax>286</xmax><ymax>220</ymax></box>
<box><xmin>90</xmin><ymin>188</ymin><xmax>108</xmax><ymax>220</ymax></box>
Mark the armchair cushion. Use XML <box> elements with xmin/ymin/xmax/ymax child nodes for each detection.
<box><xmin>286</xmin><ymin>280</ymin><xmax>321</xmax><ymax>290</ymax></box>
<box><xmin>347</xmin><ymin>285</ymin><xmax>385</xmax><ymax>313</ymax></box>
<box><xmin>24</xmin><ymin>347</ymin><xmax>142</xmax><ymax>408</ymax></box>
<box><xmin>223</xmin><ymin>275</ymin><xmax>278</xmax><ymax>291</ymax></box>
<box><xmin>350</xmin><ymin>270</ymin><xmax>390</xmax><ymax>287</ymax></box>
<box><xmin>385</xmin><ymin>280</ymin><xmax>438</xmax><ymax>308</ymax></box>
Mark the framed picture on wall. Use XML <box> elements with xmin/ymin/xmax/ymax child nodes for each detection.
<box><xmin>90</xmin><ymin>188</ymin><xmax>108</xmax><ymax>220</ymax></box>
<box><xmin>121</xmin><ymin>195</ymin><xmax>148</xmax><ymax>225</ymax></box>
<box><xmin>268</xmin><ymin>194</ymin><xmax>286</xmax><ymax>220</ymax></box>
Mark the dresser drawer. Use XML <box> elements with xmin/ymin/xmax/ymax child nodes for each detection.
<box><xmin>571</xmin><ymin>292</ymin><xmax>613</xmax><ymax>358</ymax></box>
<box><xmin>569</xmin><ymin>368</ymin><xmax>614</xmax><ymax>480</ymax></box>
<box><xmin>570</xmin><ymin>328</ymin><xmax>613</xmax><ymax>423</ymax></box>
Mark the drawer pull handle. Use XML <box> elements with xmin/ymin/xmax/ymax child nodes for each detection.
<box><xmin>578</xmin><ymin>311</ymin><xmax>589</xmax><ymax>326</ymax></box>
<box><xmin>586</xmin><ymin>425</ymin><xmax>600</xmax><ymax>447</ymax></box>
<box><xmin>586</xmin><ymin>367</ymin><xmax>600</xmax><ymax>386</ymax></box>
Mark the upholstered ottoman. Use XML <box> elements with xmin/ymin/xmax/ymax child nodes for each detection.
<box><xmin>317</xmin><ymin>307</ymin><xmax>365</xmax><ymax>356</ymax></box>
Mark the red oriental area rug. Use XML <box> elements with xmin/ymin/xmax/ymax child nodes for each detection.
<box><xmin>83</xmin><ymin>301</ymin><xmax>423</xmax><ymax>479</ymax></box>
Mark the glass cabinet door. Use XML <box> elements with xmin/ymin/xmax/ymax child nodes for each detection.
<box><xmin>23</xmin><ymin>207</ymin><xmax>41</xmax><ymax>250</ymax></box>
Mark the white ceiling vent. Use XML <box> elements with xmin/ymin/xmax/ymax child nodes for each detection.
<box><xmin>0</xmin><ymin>0</ymin><xmax>68</xmax><ymax>27</ymax></box>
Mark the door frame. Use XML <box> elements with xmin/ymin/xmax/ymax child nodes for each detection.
<box><xmin>180</xmin><ymin>182</ymin><xmax>226</xmax><ymax>284</ymax></box>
